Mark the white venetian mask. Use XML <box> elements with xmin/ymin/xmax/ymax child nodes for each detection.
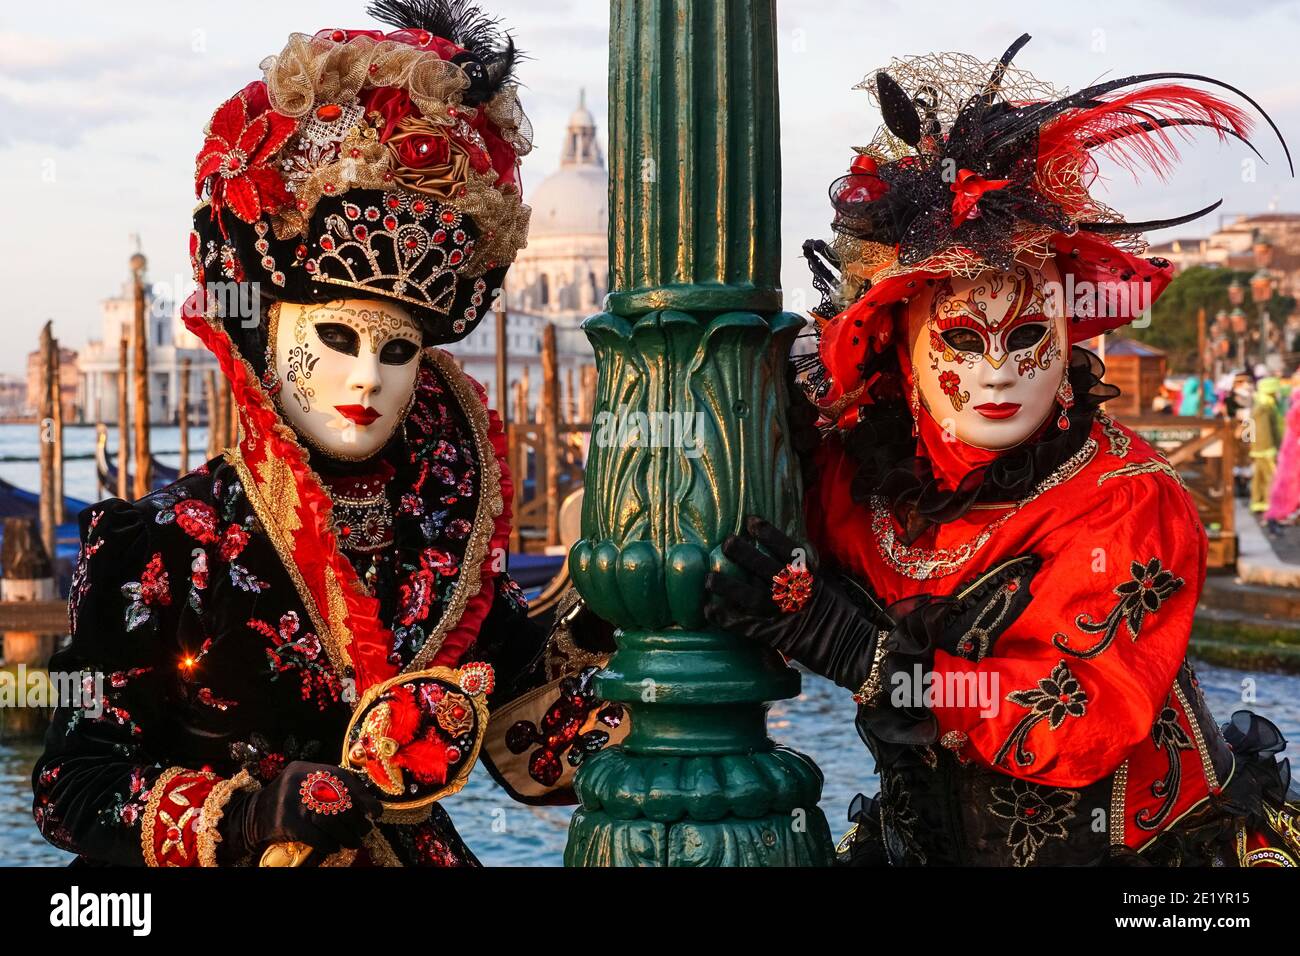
<box><xmin>271</xmin><ymin>298</ymin><xmax>423</xmax><ymax>461</ymax></box>
<box><xmin>905</xmin><ymin>261</ymin><xmax>1068</xmax><ymax>450</ymax></box>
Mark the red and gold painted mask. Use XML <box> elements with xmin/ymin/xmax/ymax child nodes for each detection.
<box><xmin>906</xmin><ymin>260</ymin><xmax>1068</xmax><ymax>450</ymax></box>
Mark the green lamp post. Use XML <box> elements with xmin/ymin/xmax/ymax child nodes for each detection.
<box><xmin>564</xmin><ymin>0</ymin><xmax>835</xmax><ymax>867</ymax></box>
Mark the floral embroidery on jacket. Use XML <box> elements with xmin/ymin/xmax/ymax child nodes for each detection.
<box><xmin>1052</xmin><ymin>557</ymin><xmax>1184</xmax><ymax>660</ymax></box>
<box><xmin>97</xmin><ymin>768</ymin><xmax>151</xmax><ymax>829</ymax></box>
<box><xmin>68</xmin><ymin>509</ymin><xmax>105</xmax><ymax>632</ymax></box>
<box><xmin>121</xmin><ymin>553</ymin><xmax>172</xmax><ymax>632</ymax></box>
<box><xmin>993</xmin><ymin>660</ymin><xmax>1088</xmax><ymax>769</ymax></box>
<box><xmin>1137</xmin><ymin>698</ymin><xmax>1194</xmax><ymax>831</ymax></box>
<box><xmin>251</xmin><ymin>610</ymin><xmax>344</xmax><ymax>709</ymax></box>
<box><xmin>171</xmin><ymin>498</ymin><xmax>220</xmax><ymax>544</ymax></box>
<box><xmin>988</xmin><ymin>778</ymin><xmax>1080</xmax><ymax>866</ymax></box>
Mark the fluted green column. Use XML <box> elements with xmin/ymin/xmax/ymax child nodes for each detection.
<box><xmin>564</xmin><ymin>0</ymin><xmax>834</xmax><ymax>867</ymax></box>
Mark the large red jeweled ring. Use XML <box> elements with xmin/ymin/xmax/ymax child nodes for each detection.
<box><xmin>299</xmin><ymin>770</ymin><xmax>353</xmax><ymax>816</ymax></box>
<box><xmin>771</xmin><ymin>564</ymin><xmax>813</xmax><ymax>613</ymax></box>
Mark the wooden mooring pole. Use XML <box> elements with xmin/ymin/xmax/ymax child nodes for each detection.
<box><xmin>0</xmin><ymin>518</ymin><xmax>59</xmax><ymax>739</ymax></box>
<box><xmin>117</xmin><ymin>334</ymin><xmax>130</xmax><ymax>501</ymax></box>
<box><xmin>178</xmin><ymin>357</ymin><xmax>191</xmax><ymax>473</ymax></box>
<box><xmin>205</xmin><ymin>370</ymin><xmax>219</xmax><ymax>460</ymax></box>
<box><xmin>495</xmin><ymin>282</ymin><xmax>508</xmax><ymax>425</ymax></box>
<box><xmin>38</xmin><ymin>323</ymin><xmax>57</xmax><ymax>560</ymax></box>
<box><xmin>541</xmin><ymin>323</ymin><xmax>560</xmax><ymax>547</ymax></box>
<box><xmin>131</xmin><ymin>252</ymin><xmax>151</xmax><ymax>500</ymax></box>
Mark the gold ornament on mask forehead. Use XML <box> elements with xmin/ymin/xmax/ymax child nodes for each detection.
<box><xmin>301</xmin><ymin>301</ymin><xmax>421</xmax><ymax>352</ymax></box>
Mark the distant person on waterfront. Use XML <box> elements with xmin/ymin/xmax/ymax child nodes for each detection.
<box><xmin>1178</xmin><ymin>374</ymin><xmax>1213</xmax><ymax>417</ymax></box>
<box><xmin>1251</xmin><ymin>377</ymin><xmax>1284</xmax><ymax>515</ymax></box>
<box><xmin>1266</xmin><ymin>368</ymin><xmax>1300</xmax><ymax>532</ymax></box>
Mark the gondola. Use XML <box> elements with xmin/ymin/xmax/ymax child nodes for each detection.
<box><xmin>94</xmin><ymin>423</ymin><xmax>181</xmax><ymax>495</ymax></box>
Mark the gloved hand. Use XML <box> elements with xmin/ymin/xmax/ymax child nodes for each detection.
<box><xmin>704</xmin><ymin>515</ymin><xmax>885</xmax><ymax>693</ymax></box>
<box><xmin>218</xmin><ymin>760</ymin><xmax>382</xmax><ymax>863</ymax></box>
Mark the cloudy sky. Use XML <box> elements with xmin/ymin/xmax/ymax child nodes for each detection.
<box><xmin>2</xmin><ymin>0</ymin><xmax>1299</xmax><ymax>375</ymax></box>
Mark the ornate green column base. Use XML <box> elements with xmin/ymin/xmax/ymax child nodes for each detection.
<box><xmin>565</xmin><ymin>307</ymin><xmax>835</xmax><ymax>866</ymax></box>
<box><xmin>564</xmin><ymin>741</ymin><xmax>832</xmax><ymax>866</ymax></box>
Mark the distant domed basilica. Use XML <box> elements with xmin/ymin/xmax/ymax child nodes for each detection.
<box><xmin>446</xmin><ymin>92</ymin><xmax>605</xmax><ymax>417</ymax></box>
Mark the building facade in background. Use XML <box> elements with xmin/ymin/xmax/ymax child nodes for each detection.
<box><xmin>1149</xmin><ymin>213</ymin><xmax>1300</xmax><ymax>370</ymax></box>
<box><xmin>77</xmin><ymin>276</ymin><xmax>218</xmax><ymax>425</ymax></box>
<box><xmin>22</xmin><ymin>346</ymin><xmax>80</xmax><ymax>422</ymax></box>
<box><xmin>447</xmin><ymin>92</ymin><xmax>603</xmax><ymax>417</ymax></box>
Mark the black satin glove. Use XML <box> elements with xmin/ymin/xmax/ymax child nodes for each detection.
<box><xmin>703</xmin><ymin>515</ymin><xmax>885</xmax><ymax>692</ymax></box>
<box><xmin>218</xmin><ymin>761</ymin><xmax>382</xmax><ymax>863</ymax></box>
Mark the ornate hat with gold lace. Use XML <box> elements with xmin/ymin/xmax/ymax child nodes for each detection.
<box><xmin>803</xmin><ymin>33</ymin><xmax>1291</xmax><ymax>429</ymax></box>
<box><xmin>190</xmin><ymin>0</ymin><xmax>532</xmax><ymax>345</ymax></box>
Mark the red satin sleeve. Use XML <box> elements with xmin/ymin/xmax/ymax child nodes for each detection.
<box><xmin>927</xmin><ymin>468</ymin><xmax>1208</xmax><ymax>788</ymax></box>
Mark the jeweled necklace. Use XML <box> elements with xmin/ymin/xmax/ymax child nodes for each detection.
<box><xmin>324</xmin><ymin>460</ymin><xmax>396</xmax><ymax>554</ymax></box>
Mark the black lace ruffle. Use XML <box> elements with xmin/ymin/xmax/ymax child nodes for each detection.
<box><xmin>843</xmin><ymin>347</ymin><xmax>1117</xmax><ymax>545</ymax></box>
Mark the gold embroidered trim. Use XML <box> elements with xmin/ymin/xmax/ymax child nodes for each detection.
<box><xmin>1098</xmin><ymin>414</ymin><xmax>1131</xmax><ymax>459</ymax></box>
<box><xmin>1172</xmin><ymin>680</ymin><xmax>1220</xmax><ymax>793</ymax></box>
<box><xmin>1097</xmin><ymin>459</ymin><xmax>1188</xmax><ymax>491</ymax></box>
<box><xmin>196</xmin><ymin>770</ymin><xmax>261</xmax><ymax>868</ymax></box>
<box><xmin>319</xmin><ymin>848</ymin><xmax>359</xmax><ymax>867</ymax></box>
<box><xmin>543</xmin><ymin>591</ymin><xmax>606</xmax><ymax>682</ymax></box>
<box><xmin>363</xmin><ymin>828</ymin><xmax>403</xmax><ymax>867</ymax></box>
<box><xmin>1109</xmin><ymin>759</ymin><xmax>1128</xmax><ymax>848</ymax></box>
<box><xmin>835</xmin><ymin>823</ymin><xmax>860</xmax><ymax>856</ymax></box>
<box><xmin>404</xmin><ymin>348</ymin><xmax>504</xmax><ymax>672</ymax></box>
<box><xmin>852</xmin><ymin>636</ymin><xmax>892</xmax><ymax>706</ymax></box>
<box><xmin>141</xmin><ymin>767</ymin><xmax>189</xmax><ymax>867</ymax></box>
<box><xmin>1238</xmin><ymin>831</ymin><xmax>1298</xmax><ymax>867</ymax></box>
<box><xmin>1264</xmin><ymin>803</ymin><xmax>1300</xmax><ymax>858</ymax></box>
<box><xmin>227</xmin><ymin>448</ymin><xmax>354</xmax><ymax>676</ymax></box>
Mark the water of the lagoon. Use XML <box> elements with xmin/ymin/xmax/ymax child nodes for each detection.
<box><xmin>0</xmin><ymin>422</ymin><xmax>208</xmax><ymax>512</ymax></box>
<box><xmin>0</xmin><ymin>423</ymin><xmax>1298</xmax><ymax>865</ymax></box>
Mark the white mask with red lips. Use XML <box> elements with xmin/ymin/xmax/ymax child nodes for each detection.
<box><xmin>271</xmin><ymin>298</ymin><xmax>423</xmax><ymax>461</ymax></box>
<box><xmin>905</xmin><ymin>260</ymin><xmax>1069</xmax><ymax>451</ymax></box>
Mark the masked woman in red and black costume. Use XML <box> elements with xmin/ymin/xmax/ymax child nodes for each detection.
<box><xmin>32</xmin><ymin>1</ymin><xmax>616</xmax><ymax>868</ymax></box>
<box><xmin>706</xmin><ymin>35</ymin><xmax>1300</xmax><ymax>866</ymax></box>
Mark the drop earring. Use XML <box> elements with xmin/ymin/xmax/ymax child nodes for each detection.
<box><xmin>262</xmin><ymin>301</ymin><xmax>282</xmax><ymax>395</ymax></box>
<box><xmin>909</xmin><ymin>374</ymin><xmax>922</xmax><ymax>436</ymax></box>
<box><xmin>1056</xmin><ymin>377</ymin><xmax>1074</xmax><ymax>430</ymax></box>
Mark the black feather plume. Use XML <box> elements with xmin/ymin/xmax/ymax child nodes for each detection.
<box><xmin>979</xmin><ymin>32</ymin><xmax>1032</xmax><ymax>107</ymax></box>
<box><xmin>984</xmin><ymin>71</ymin><xmax>1293</xmax><ymax>175</ymax></box>
<box><xmin>1078</xmin><ymin>198</ymin><xmax>1224</xmax><ymax>234</ymax></box>
<box><xmin>876</xmin><ymin>71</ymin><xmax>922</xmax><ymax>147</ymax></box>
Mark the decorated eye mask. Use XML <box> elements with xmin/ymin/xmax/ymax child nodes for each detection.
<box><xmin>272</xmin><ymin>298</ymin><xmax>423</xmax><ymax>461</ymax></box>
<box><xmin>907</xmin><ymin>262</ymin><xmax>1069</xmax><ymax>450</ymax></box>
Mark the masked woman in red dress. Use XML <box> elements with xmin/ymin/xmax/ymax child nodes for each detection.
<box><xmin>32</xmin><ymin>0</ymin><xmax>617</xmax><ymax>868</ymax></box>
<box><xmin>707</xmin><ymin>34</ymin><xmax>1300</xmax><ymax>866</ymax></box>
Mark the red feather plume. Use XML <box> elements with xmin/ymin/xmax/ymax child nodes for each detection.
<box><xmin>394</xmin><ymin>735</ymin><xmax>451</xmax><ymax>784</ymax></box>
<box><xmin>1037</xmin><ymin>84</ymin><xmax>1254</xmax><ymax>187</ymax></box>
<box><xmin>386</xmin><ymin>685</ymin><xmax>422</xmax><ymax>744</ymax></box>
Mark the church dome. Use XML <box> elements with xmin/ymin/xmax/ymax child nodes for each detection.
<box><xmin>527</xmin><ymin>90</ymin><xmax>607</xmax><ymax>239</ymax></box>
<box><xmin>529</xmin><ymin>165</ymin><xmax>608</xmax><ymax>238</ymax></box>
